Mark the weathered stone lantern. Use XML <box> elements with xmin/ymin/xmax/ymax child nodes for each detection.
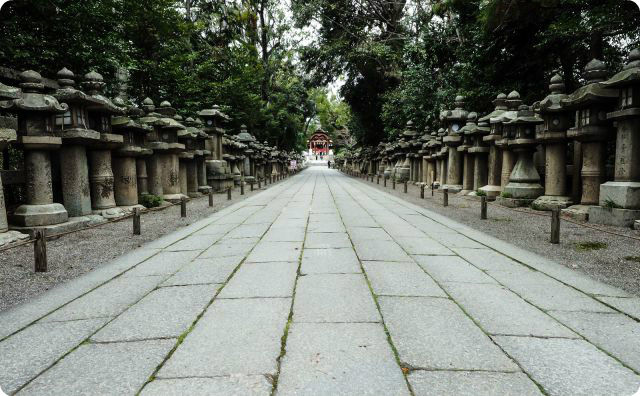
<box><xmin>461</xmin><ymin>112</ymin><xmax>490</xmax><ymax>194</ymax></box>
<box><xmin>5</xmin><ymin>71</ymin><xmax>69</xmax><ymax>228</ymax></box>
<box><xmin>478</xmin><ymin>93</ymin><xmax>507</xmax><ymax>198</ymax></box>
<box><xmin>139</xmin><ymin>98</ymin><xmax>167</xmax><ymax>197</ymax></box>
<box><xmin>499</xmin><ymin>104</ymin><xmax>544</xmax><ymax>206</ymax></box>
<box><xmin>494</xmin><ymin>91</ymin><xmax>522</xmax><ymax>193</ymax></box>
<box><xmin>177</xmin><ymin>117</ymin><xmax>199</xmax><ymax>197</ymax></box>
<box><xmin>457</xmin><ymin>112</ymin><xmax>477</xmax><ymax>195</ymax></box>
<box><xmin>424</xmin><ymin>130</ymin><xmax>440</xmax><ymax>186</ymax></box>
<box><xmin>0</xmin><ymin>81</ymin><xmax>22</xmax><ymax>241</ymax></box>
<box><xmin>237</xmin><ymin>125</ymin><xmax>256</xmax><ymax>184</ymax></box>
<box><xmin>82</xmin><ymin>72</ymin><xmax>126</xmax><ymax>217</ymax></box>
<box><xmin>441</xmin><ymin>96</ymin><xmax>468</xmax><ymax>192</ymax></box>
<box><xmin>110</xmin><ymin>98</ymin><xmax>153</xmax><ymax>208</ymax></box>
<box><xmin>184</xmin><ymin>117</ymin><xmax>211</xmax><ymax>194</ymax></box>
<box><xmin>589</xmin><ymin>49</ymin><xmax>640</xmax><ymax>226</ymax></box>
<box><xmin>435</xmin><ymin>128</ymin><xmax>448</xmax><ymax>186</ymax></box>
<box><xmin>532</xmin><ymin>74</ymin><xmax>574</xmax><ymax>210</ymax></box>
<box><xmin>154</xmin><ymin>101</ymin><xmax>188</xmax><ymax>202</ymax></box>
<box><xmin>198</xmin><ymin>106</ymin><xmax>233</xmax><ymax>192</ymax></box>
<box><xmin>561</xmin><ymin>59</ymin><xmax>618</xmax><ymax>220</ymax></box>
<box><xmin>49</xmin><ymin>68</ymin><xmax>99</xmax><ymax>219</ymax></box>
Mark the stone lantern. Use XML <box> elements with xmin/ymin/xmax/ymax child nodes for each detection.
<box><xmin>237</xmin><ymin>125</ymin><xmax>256</xmax><ymax>184</ymax></box>
<box><xmin>435</xmin><ymin>128</ymin><xmax>448</xmax><ymax>186</ymax></box>
<box><xmin>478</xmin><ymin>93</ymin><xmax>507</xmax><ymax>198</ymax></box>
<box><xmin>4</xmin><ymin>70</ymin><xmax>69</xmax><ymax>229</ymax></box>
<box><xmin>153</xmin><ymin>101</ymin><xmax>188</xmax><ymax>202</ymax></box>
<box><xmin>177</xmin><ymin>117</ymin><xmax>199</xmax><ymax>197</ymax></box>
<box><xmin>184</xmin><ymin>117</ymin><xmax>211</xmax><ymax>194</ymax></box>
<box><xmin>198</xmin><ymin>106</ymin><xmax>233</xmax><ymax>193</ymax></box>
<box><xmin>0</xmin><ymin>81</ymin><xmax>24</xmax><ymax>242</ymax></box>
<box><xmin>139</xmin><ymin>98</ymin><xmax>168</xmax><ymax>197</ymax></box>
<box><xmin>110</xmin><ymin>98</ymin><xmax>153</xmax><ymax>208</ymax></box>
<box><xmin>561</xmin><ymin>59</ymin><xmax>618</xmax><ymax>220</ymax></box>
<box><xmin>441</xmin><ymin>95</ymin><xmax>468</xmax><ymax>192</ymax></box>
<box><xmin>494</xmin><ymin>91</ymin><xmax>522</xmax><ymax>193</ymax></box>
<box><xmin>457</xmin><ymin>112</ymin><xmax>478</xmax><ymax>195</ymax></box>
<box><xmin>52</xmin><ymin>68</ymin><xmax>101</xmax><ymax>218</ymax></box>
<box><xmin>424</xmin><ymin>130</ymin><xmax>440</xmax><ymax>186</ymax></box>
<box><xmin>82</xmin><ymin>71</ymin><xmax>126</xmax><ymax>217</ymax></box>
<box><xmin>499</xmin><ymin>105</ymin><xmax>544</xmax><ymax>206</ymax></box>
<box><xmin>532</xmin><ymin>74</ymin><xmax>574</xmax><ymax>210</ymax></box>
<box><xmin>589</xmin><ymin>49</ymin><xmax>640</xmax><ymax>226</ymax></box>
<box><xmin>461</xmin><ymin>113</ymin><xmax>491</xmax><ymax>194</ymax></box>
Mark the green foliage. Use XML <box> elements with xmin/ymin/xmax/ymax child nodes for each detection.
<box><xmin>475</xmin><ymin>189</ymin><xmax>487</xmax><ymax>197</ymax></box>
<box><xmin>140</xmin><ymin>194</ymin><xmax>163</xmax><ymax>209</ymax></box>
<box><xmin>500</xmin><ymin>191</ymin><xmax>513</xmax><ymax>198</ymax></box>
<box><xmin>603</xmin><ymin>197</ymin><xmax>623</xmax><ymax>209</ymax></box>
<box><xmin>575</xmin><ymin>241</ymin><xmax>608</xmax><ymax>251</ymax></box>
<box><xmin>0</xmin><ymin>0</ymin><xmax>313</xmax><ymax>151</ymax></box>
<box><xmin>624</xmin><ymin>256</ymin><xmax>640</xmax><ymax>263</ymax></box>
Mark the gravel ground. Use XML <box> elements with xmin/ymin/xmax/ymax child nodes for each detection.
<box><xmin>0</xmin><ymin>182</ymin><xmax>282</xmax><ymax>312</ymax></box>
<box><xmin>349</xmin><ymin>174</ymin><xmax>640</xmax><ymax>297</ymax></box>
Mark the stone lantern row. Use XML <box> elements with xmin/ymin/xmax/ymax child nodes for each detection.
<box><xmin>0</xmin><ymin>69</ymin><xmax>296</xmax><ymax>241</ymax></box>
<box><xmin>343</xmin><ymin>48</ymin><xmax>640</xmax><ymax>228</ymax></box>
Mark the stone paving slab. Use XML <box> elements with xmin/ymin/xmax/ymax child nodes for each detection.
<box><xmin>441</xmin><ymin>282</ymin><xmax>577</xmax><ymax>338</ymax></box>
<box><xmin>490</xmin><ymin>269</ymin><xmax>614</xmax><ymax>312</ymax></box>
<box><xmin>262</xmin><ymin>226</ymin><xmax>306</xmax><ymax>242</ymax></box>
<box><xmin>122</xmin><ymin>250</ymin><xmax>201</xmax><ymax>277</ymax></box>
<box><xmin>494</xmin><ymin>336</ymin><xmax>640</xmax><ymax>396</ymax></box>
<box><xmin>218</xmin><ymin>261</ymin><xmax>297</xmax><ymax>298</ymax></box>
<box><xmin>225</xmin><ymin>223</ymin><xmax>271</xmax><ymax>239</ymax></box>
<box><xmin>20</xmin><ymin>339</ymin><xmax>175</xmax><ymax>395</ymax></box>
<box><xmin>352</xmin><ymin>240</ymin><xmax>412</xmax><ymax>262</ymax></box>
<box><xmin>293</xmin><ymin>274</ymin><xmax>380</xmax><ymax>323</ymax></box>
<box><xmin>161</xmin><ymin>255</ymin><xmax>243</xmax><ymax>286</ymax></box>
<box><xmin>363</xmin><ymin>261</ymin><xmax>447</xmax><ymax>297</ymax></box>
<box><xmin>378</xmin><ymin>296</ymin><xmax>518</xmax><ymax>371</ymax></box>
<box><xmin>413</xmin><ymin>255</ymin><xmax>496</xmax><ymax>284</ymax></box>
<box><xmin>407</xmin><ymin>371</ymin><xmax>543</xmax><ymax>396</ymax></box>
<box><xmin>304</xmin><ymin>232</ymin><xmax>352</xmax><ymax>248</ymax></box>
<box><xmin>200</xmin><ymin>237</ymin><xmax>259</xmax><ymax>258</ymax></box>
<box><xmin>548</xmin><ymin>310</ymin><xmax>640</xmax><ymax>372</ymax></box>
<box><xmin>42</xmin><ymin>275</ymin><xmax>164</xmax><ymax>322</ymax></box>
<box><xmin>91</xmin><ymin>284</ymin><xmax>217</xmax><ymax>342</ymax></box>
<box><xmin>158</xmin><ymin>298</ymin><xmax>291</xmax><ymax>378</ymax></box>
<box><xmin>347</xmin><ymin>226</ymin><xmax>392</xmax><ymax>241</ymax></box>
<box><xmin>393</xmin><ymin>236</ymin><xmax>453</xmax><ymax>255</ymax></box>
<box><xmin>300</xmin><ymin>248</ymin><xmax>361</xmax><ymax>274</ymax></box>
<box><xmin>141</xmin><ymin>376</ymin><xmax>273</xmax><ymax>396</ymax></box>
<box><xmin>245</xmin><ymin>241</ymin><xmax>302</xmax><ymax>262</ymax></box>
<box><xmin>599</xmin><ymin>296</ymin><xmax>640</xmax><ymax>320</ymax></box>
<box><xmin>0</xmin><ymin>318</ymin><xmax>108</xmax><ymax>394</ymax></box>
<box><xmin>307</xmin><ymin>221</ymin><xmax>347</xmax><ymax>233</ymax></box>
<box><xmin>165</xmin><ymin>234</ymin><xmax>224</xmax><ymax>251</ymax></box>
<box><xmin>276</xmin><ymin>322</ymin><xmax>410</xmax><ymax>395</ymax></box>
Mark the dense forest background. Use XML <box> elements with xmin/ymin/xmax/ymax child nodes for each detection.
<box><xmin>2</xmin><ymin>0</ymin><xmax>640</xmax><ymax>151</ymax></box>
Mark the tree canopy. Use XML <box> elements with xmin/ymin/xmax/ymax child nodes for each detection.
<box><xmin>2</xmin><ymin>0</ymin><xmax>639</xmax><ymax>149</ymax></box>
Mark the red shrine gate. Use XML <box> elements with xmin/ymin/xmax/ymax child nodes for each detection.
<box><xmin>308</xmin><ymin>130</ymin><xmax>332</xmax><ymax>157</ymax></box>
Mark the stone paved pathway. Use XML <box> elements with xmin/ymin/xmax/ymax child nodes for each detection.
<box><xmin>1</xmin><ymin>167</ymin><xmax>640</xmax><ymax>396</ymax></box>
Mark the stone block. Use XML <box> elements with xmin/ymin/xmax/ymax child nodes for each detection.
<box><xmin>200</xmin><ymin>237</ymin><xmax>259</xmax><ymax>258</ymax></box>
<box><xmin>598</xmin><ymin>181</ymin><xmax>640</xmax><ymax>208</ymax></box>
<box><xmin>408</xmin><ymin>371</ymin><xmax>542</xmax><ymax>396</ymax></box>
<box><xmin>442</xmin><ymin>282</ymin><xmax>576</xmax><ymax>338</ymax></box>
<box><xmin>304</xmin><ymin>232</ymin><xmax>352</xmax><ymax>248</ymax></box>
<box><xmin>494</xmin><ymin>336</ymin><xmax>640</xmax><ymax>396</ymax></box>
<box><xmin>20</xmin><ymin>339</ymin><xmax>175</xmax><ymax>395</ymax></box>
<box><xmin>165</xmin><ymin>234</ymin><xmax>223</xmax><ymax>251</ymax></box>
<box><xmin>218</xmin><ymin>261</ymin><xmax>297</xmax><ymax>298</ymax></box>
<box><xmin>245</xmin><ymin>241</ymin><xmax>302</xmax><ymax>262</ymax></box>
<box><xmin>561</xmin><ymin>204</ymin><xmax>591</xmax><ymax>221</ymax></box>
<box><xmin>495</xmin><ymin>196</ymin><xmax>535</xmax><ymax>208</ymax></box>
<box><xmin>363</xmin><ymin>261</ymin><xmax>446</xmax><ymax>297</ymax></box>
<box><xmin>353</xmin><ymin>240</ymin><xmax>412</xmax><ymax>262</ymax></box>
<box><xmin>347</xmin><ymin>226</ymin><xmax>393</xmax><ymax>242</ymax></box>
<box><xmin>0</xmin><ymin>318</ymin><xmax>108</xmax><ymax>394</ymax></box>
<box><xmin>549</xmin><ymin>311</ymin><xmax>640</xmax><ymax>372</ymax></box>
<box><xmin>379</xmin><ymin>296</ymin><xmax>517</xmax><ymax>371</ymax></box>
<box><xmin>92</xmin><ymin>284</ymin><xmax>218</xmax><ymax>342</ymax></box>
<box><xmin>293</xmin><ymin>274</ymin><xmax>379</xmax><ymax>323</ymax></box>
<box><xmin>531</xmin><ymin>195</ymin><xmax>573</xmax><ymax>210</ymax></box>
<box><xmin>413</xmin><ymin>255</ymin><xmax>496</xmax><ymax>284</ymax></box>
<box><xmin>158</xmin><ymin>298</ymin><xmax>291</xmax><ymax>377</ymax></box>
<box><xmin>140</xmin><ymin>376</ymin><xmax>273</xmax><ymax>396</ymax></box>
<box><xmin>300</xmin><ymin>248</ymin><xmax>361</xmax><ymax>274</ymax></box>
<box><xmin>276</xmin><ymin>323</ymin><xmax>409</xmax><ymax>395</ymax></box>
<box><xmin>393</xmin><ymin>236</ymin><xmax>453</xmax><ymax>255</ymax></box>
<box><xmin>162</xmin><ymin>256</ymin><xmax>243</xmax><ymax>286</ymax></box>
<box><xmin>123</xmin><ymin>250</ymin><xmax>201</xmax><ymax>277</ymax></box>
<box><xmin>588</xmin><ymin>206</ymin><xmax>640</xmax><ymax>227</ymax></box>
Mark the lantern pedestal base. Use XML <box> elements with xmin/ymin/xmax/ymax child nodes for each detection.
<box><xmin>532</xmin><ymin>195</ymin><xmax>573</xmax><ymax>211</ymax></box>
<box><xmin>589</xmin><ymin>206</ymin><xmax>640</xmax><ymax>228</ymax></box>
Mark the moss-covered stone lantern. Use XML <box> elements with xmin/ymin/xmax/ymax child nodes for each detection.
<box><xmin>0</xmin><ymin>81</ymin><xmax>21</xmax><ymax>236</ymax></box>
<box><xmin>4</xmin><ymin>70</ymin><xmax>69</xmax><ymax>228</ymax></box>
<box><xmin>478</xmin><ymin>93</ymin><xmax>507</xmax><ymax>198</ymax></box>
<box><xmin>561</xmin><ymin>59</ymin><xmax>618</xmax><ymax>220</ymax></box>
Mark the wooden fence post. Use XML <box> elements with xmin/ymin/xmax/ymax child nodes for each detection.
<box><xmin>34</xmin><ymin>229</ymin><xmax>47</xmax><ymax>272</ymax></box>
<box><xmin>481</xmin><ymin>196</ymin><xmax>487</xmax><ymax>220</ymax></box>
<box><xmin>443</xmin><ymin>188</ymin><xmax>449</xmax><ymax>207</ymax></box>
<box><xmin>181</xmin><ymin>197</ymin><xmax>187</xmax><ymax>217</ymax></box>
<box><xmin>209</xmin><ymin>190</ymin><xmax>214</xmax><ymax>207</ymax></box>
<box><xmin>404</xmin><ymin>181</ymin><xmax>408</xmax><ymax>193</ymax></box>
<box><xmin>551</xmin><ymin>207</ymin><xmax>561</xmax><ymax>244</ymax></box>
<box><xmin>420</xmin><ymin>185</ymin><xmax>425</xmax><ymax>199</ymax></box>
<box><xmin>133</xmin><ymin>208</ymin><xmax>141</xmax><ymax>235</ymax></box>
<box><xmin>227</xmin><ymin>187</ymin><xmax>232</xmax><ymax>200</ymax></box>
